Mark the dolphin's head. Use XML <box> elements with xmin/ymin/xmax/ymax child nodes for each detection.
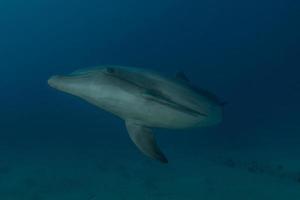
<box><xmin>48</xmin><ymin>67</ymin><xmax>117</xmax><ymax>98</ymax></box>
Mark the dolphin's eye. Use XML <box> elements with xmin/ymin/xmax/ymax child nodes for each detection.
<box><xmin>106</xmin><ymin>67</ymin><xmax>115</xmax><ymax>74</ymax></box>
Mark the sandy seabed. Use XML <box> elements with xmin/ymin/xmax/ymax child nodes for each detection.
<box><xmin>0</xmin><ymin>140</ymin><xmax>300</xmax><ymax>200</ymax></box>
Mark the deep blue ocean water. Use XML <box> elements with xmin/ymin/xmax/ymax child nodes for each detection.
<box><xmin>1</xmin><ymin>0</ymin><xmax>300</xmax><ymax>199</ymax></box>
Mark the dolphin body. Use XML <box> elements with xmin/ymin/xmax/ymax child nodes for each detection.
<box><xmin>48</xmin><ymin>66</ymin><xmax>223</xmax><ymax>163</ymax></box>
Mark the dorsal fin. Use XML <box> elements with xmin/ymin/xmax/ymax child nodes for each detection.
<box><xmin>175</xmin><ymin>71</ymin><xmax>190</xmax><ymax>83</ymax></box>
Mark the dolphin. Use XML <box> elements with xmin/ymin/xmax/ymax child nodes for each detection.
<box><xmin>48</xmin><ymin>66</ymin><xmax>223</xmax><ymax>163</ymax></box>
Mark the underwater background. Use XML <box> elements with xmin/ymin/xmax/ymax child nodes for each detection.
<box><xmin>1</xmin><ymin>0</ymin><xmax>300</xmax><ymax>199</ymax></box>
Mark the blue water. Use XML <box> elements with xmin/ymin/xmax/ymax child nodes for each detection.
<box><xmin>1</xmin><ymin>0</ymin><xmax>300</xmax><ymax>199</ymax></box>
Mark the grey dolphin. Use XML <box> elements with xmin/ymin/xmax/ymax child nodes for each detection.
<box><xmin>48</xmin><ymin>66</ymin><xmax>223</xmax><ymax>163</ymax></box>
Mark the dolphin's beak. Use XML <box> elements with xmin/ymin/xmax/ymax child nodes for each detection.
<box><xmin>48</xmin><ymin>75</ymin><xmax>61</xmax><ymax>89</ymax></box>
<box><xmin>47</xmin><ymin>75</ymin><xmax>81</xmax><ymax>96</ymax></box>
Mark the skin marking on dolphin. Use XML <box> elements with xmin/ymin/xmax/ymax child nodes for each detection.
<box><xmin>143</xmin><ymin>92</ymin><xmax>208</xmax><ymax>117</ymax></box>
<box><xmin>105</xmin><ymin>70</ymin><xmax>208</xmax><ymax>117</ymax></box>
<box><xmin>48</xmin><ymin>66</ymin><xmax>224</xmax><ymax>163</ymax></box>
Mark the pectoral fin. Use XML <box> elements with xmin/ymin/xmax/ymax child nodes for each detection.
<box><xmin>125</xmin><ymin>120</ymin><xmax>168</xmax><ymax>163</ymax></box>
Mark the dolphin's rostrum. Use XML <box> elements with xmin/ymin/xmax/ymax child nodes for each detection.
<box><xmin>48</xmin><ymin>66</ymin><xmax>223</xmax><ymax>163</ymax></box>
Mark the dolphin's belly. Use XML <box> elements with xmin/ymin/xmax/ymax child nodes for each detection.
<box><xmin>82</xmin><ymin>90</ymin><xmax>199</xmax><ymax>128</ymax></box>
<box><xmin>130</xmin><ymin>103</ymin><xmax>206</xmax><ymax>129</ymax></box>
<box><xmin>98</xmin><ymin>92</ymin><xmax>218</xmax><ymax>129</ymax></box>
<box><xmin>131</xmin><ymin>101</ymin><xmax>221</xmax><ymax>129</ymax></box>
<box><xmin>124</xmin><ymin>90</ymin><xmax>222</xmax><ymax>129</ymax></box>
